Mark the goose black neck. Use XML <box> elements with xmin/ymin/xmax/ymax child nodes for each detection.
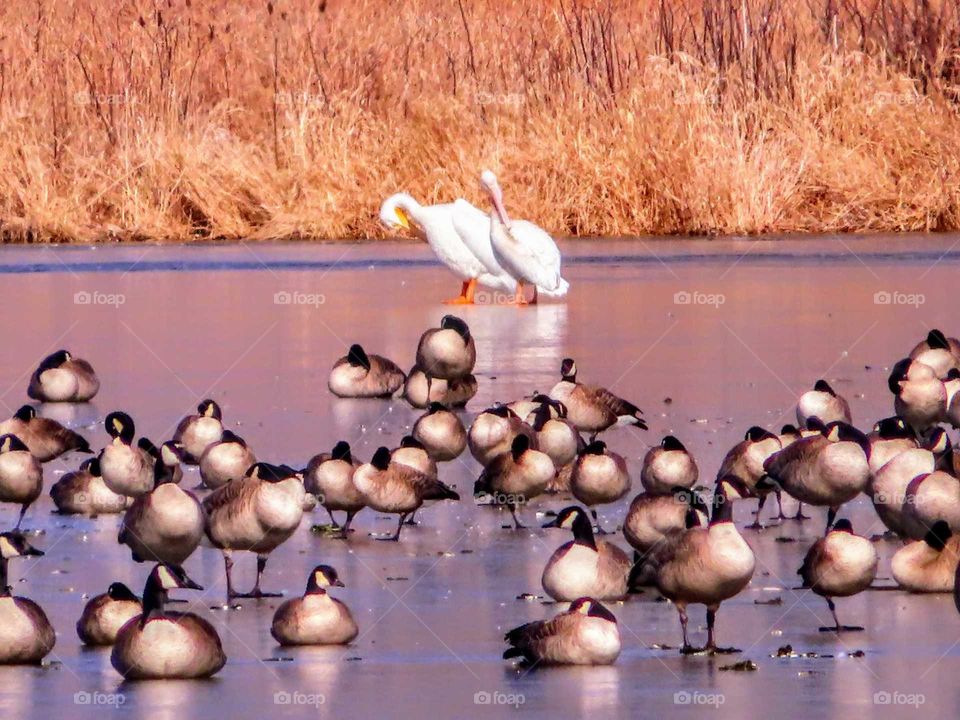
<box><xmin>0</xmin><ymin>558</ymin><xmax>8</xmax><ymax>598</ymax></box>
<box><xmin>710</xmin><ymin>491</ymin><xmax>733</xmax><ymax>525</ymax></box>
<box><xmin>571</xmin><ymin>512</ymin><xmax>597</xmax><ymax>550</ymax></box>
<box><xmin>141</xmin><ymin>576</ymin><xmax>168</xmax><ymax>624</ymax></box>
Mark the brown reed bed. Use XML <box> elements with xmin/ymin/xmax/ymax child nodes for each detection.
<box><xmin>0</xmin><ymin>0</ymin><xmax>958</xmax><ymax>242</ymax></box>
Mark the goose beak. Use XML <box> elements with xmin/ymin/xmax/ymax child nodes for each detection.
<box><xmin>181</xmin><ymin>574</ymin><xmax>203</xmax><ymax>591</ymax></box>
<box><xmin>541</xmin><ymin>517</ymin><xmax>560</xmax><ymax>529</ymax></box>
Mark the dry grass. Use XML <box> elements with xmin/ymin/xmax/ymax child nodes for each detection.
<box><xmin>1</xmin><ymin>0</ymin><xmax>959</xmax><ymax>242</ymax></box>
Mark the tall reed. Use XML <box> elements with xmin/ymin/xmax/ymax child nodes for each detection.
<box><xmin>0</xmin><ymin>0</ymin><xmax>958</xmax><ymax>242</ymax></box>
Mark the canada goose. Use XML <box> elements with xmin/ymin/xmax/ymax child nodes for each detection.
<box><xmin>204</xmin><ymin>463</ymin><xmax>307</xmax><ymax>600</ymax></box>
<box><xmin>411</xmin><ymin>403</ymin><xmax>467</xmax><ymax>461</ymax></box>
<box><xmin>474</xmin><ymin>435</ymin><xmax>554</xmax><ymax>528</ymax></box>
<box><xmin>888</xmin><ymin>358</ymin><xmax>947</xmax><ymax>434</ymax></box>
<box><xmin>467</xmin><ymin>406</ymin><xmax>535</xmax><ymax>466</ymax></box>
<box><xmin>868</xmin><ymin>429</ymin><xmax>950</xmax><ymax>537</ymax></box>
<box><xmin>50</xmin><ymin>458</ymin><xmax>128</xmax><ymax>516</ymax></box>
<box><xmin>119</xmin><ymin>444</ymin><xmax>204</xmax><ymax>566</ymax></box>
<box><xmin>901</xmin><ymin>470</ymin><xmax>960</xmax><ymax>540</ymax></box>
<box><xmin>0</xmin><ymin>532</ymin><xmax>54</xmax><ymax>664</ymax></box>
<box><xmin>909</xmin><ymin>329</ymin><xmax>960</xmax><ymax>379</ymax></box>
<box><xmin>352</xmin><ymin>448</ymin><xmax>459</xmax><ymax>541</ymax></box>
<box><xmin>328</xmin><ymin>344</ymin><xmax>406</xmax><ymax>398</ymax></box>
<box><xmin>27</xmin><ymin>349</ymin><xmax>99</xmax><ymax>402</ymax></box>
<box><xmin>391</xmin><ymin>436</ymin><xmax>438</xmax><ymax>478</ymax></box>
<box><xmin>641</xmin><ymin>436</ymin><xmax>698</xmax><ymax>495</ymax></box>
<box><xmin>866</xmin><ymin>416</ymin><xmax>917</xmax><ymax>477</ymax></box>
<box><xmin>304</xmin><ymin>441</ymin><xmax>364</xmax><ymax>533</ymax></box>
<box><xmin>415</xmin><ymin>316</ymin><xmax>476</xmax><ymax>400</ymax></box>
<box><xmin>655</xmin><ymin>477</ymin><xmax>755</xmax><ymax>654</ymax></box>
<box><xmin>530</xmin><ymin>401</ymin><xmax>584</xmax><ymax>469</ymax></box>
<box><xmin>111</xmin><ymin>564</ymin><xmax>225</xmax><ymax>679</ymax></box>
<box><xmin>173</xmin><ymin>399</ymin><xmax>224</xmax><ymax>464</ymax></box>
<box><xmin>716</xmin><ymin>426</ymin><xmax>783</xmax><ymax>526</ymax></box>
<box><xmin>548</xmin><ymin>359</ymin><xmax>647</xmax><ymax>438</ymax></box>
<box><xmin>796</xmin><ymin>379</ymin><xmax>852</xmax><ymax>427</ymax></box>
<box><xmin>798</xmin><ymin>519</ymin><xmax>877</xmax><ymax>632</ymax></box>
<box><xmin>77</xmin><ymin>582</ymin><xmax>142</xmax><ymax>646</ymax></box>
<box><xmin>541</xmin><ymin>506</ymin><xmax>634</xmax><ymax>601</ymax></box>
<box><xmin>271</xmin><ymin>565</ymin><xmax>358</xmax><ymax>646</ymax></box>
<box><xmin>0</xmin><ymin>405</ymin><xmax>91</xmax><ymax>462</ymax></box>
<box><xmin>507</xmin><ymin>394</ymin><xmax>562</xmax><ymax>423</ymax></box>
<box><xmin>503</xmin><ymin>597</ymin><xmax>619</xmax><ymax>666</ymax></box>
<box><xmin>199</xmin><ymin>430</ymin><xmax>257</xmax><ymax>490</ymax></box>
<box><xmin>139</xmin><ymin>438</ymin><xmax>183</xmax><ymax>486</ymax></box>
<box><xmin>891</xmin><ymin>521</ymin><xmax>959</xmax><ymax>592</ymax></box>
<box><xmin>0</xmin><ymin>435</ymin><xmax>42</xmax><ymax>529</ymax></box>
<box><xmin>763</xmin><ymin>421</ymin><xmax>870</xmax><ymax>531</ymax></box>
<box><xmin>570</xmin><ymin>441</ymin><xmax>631</xmax><ymax>531</ymax></box>
<box><xmin>99</xmin><ymin>411</ymin><xmax>155</xmax><ymax>498</ymax></box>
<box><xmin>623</xmin><ymin>486</ymin><xmax>709</xmax><ymax>557</ymax></box>
<box><xmin>403</xmin><ymin>367</ymin><xmax>478</xmax><ymax>409</ymax></box>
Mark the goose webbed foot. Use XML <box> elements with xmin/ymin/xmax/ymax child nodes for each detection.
<box><xmin>744</xmin><ymin>520</ymin><xmax>766</xmax><ymax>531</ymax></box>
<box><xmin>705</xmin><ymin>645</ymin><xmax>741</xmax><ymax>655</ymax></box>
<box><xmin>679</xmin><ymin>645</ymin><xmax>706</xmax><ymax>656</ymax></box>
<box><xmin>234</xmin><ymin>589</ymin><xmax>282</xmax><ymax>599</ymax></box>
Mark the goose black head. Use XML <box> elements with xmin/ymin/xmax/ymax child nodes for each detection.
<box><xmin>745</xmin><ymin>426</ymin><xmax>777</xmax><ymax>443</ymax></box>
<box><xmin>306</xmin><ymin>564</ymin><xmax>344</xmax><ymax>594</ymax></box>
<box><xmin>486</xmin><ymin>405</ymin><xmax>514</xmax><ymax>419</ymax></box>
<box><xmin>923</xmin><ymin>520</ymin><xmax>952</xmax><ymax>551</ymax></box>
<box><xmin>925</xmin><ymin>428</ymin><xmax>951</xmax><ymax>457</ymax></box>
<box><xmin>888</xmin><ymin>358</ymin><xmax>913</xmax><ymax>394</ymax></box>
<box><xmin>825</xmin><ymin>422</ymin><xmax>870</xmax><ymax>456</ymax></box>
<box><xmin>542</xmin><ymin>506</ymin><xmax>595</xmax><ymax>548</ymax></box>
<box><xmin>511</xmin><ymin>434</ymin><xmax>531</xmax><ymax>462</ymax></box>
<box><xmin>107</xmin><ymin>582</ymin><xmax>140</xmax><ymax>603</ymax></box>
<box><xmin>779</xmin><ymin>424</ymin><xmax>800</xmax><ymax>438</ymax></box>
<box><xmin>148</xmin><ymin>563</ymin><xmax>202</xmax><ymax>593</ymax></box>
<box><xmin>37</xmin><ymin>350</ymin><xmax>71</xmax><ymax>372</ymax></box>
<box><xmin>249</xmin><ymin>462</ymin><xmax>299</xmax><ymax>483</ymax></box>
<box><xmin>440</xmin><ymin>315</ymin><xmax>470</xmax><ymax>342</ymax></box>
<box><xmin>813</xmin><ymin>379</ymin><xmax>836</xmax><ymax>396</ymax></box>
<box><xmin>927</xmin><ymin>329</ymin><xmax>950</xmax><ymax>350</ymax></box>
<box><xmin>105</xmin><ymin>411</ymin><xmax>136</xmax><ymax>444</ymax></box>
<box><xmin>830</xmin><ymin>518</ymin><xmax>854</xmax><ymax>533</ymax></box>
<box><xmin>0</xmin><ymin>532</ymin><xmax>44</xmax><ymax>559</ymax></box>
<box><xmin>805</xmin><ymin>416</ymin><xmax>829</xmax><ymax>434</ymax></box>
<box><xmin>220</xmin><ymin>430</ymin><xmax>246</xmax><ymax>446</ymax></box>
<box><xmin>0</xmin><ymin>434</ymin><xmax>29</xmax><ymax>454</ymax></box>
<box><xmin>872</xmin><ymin>416</ymin><xmax>912</xmax><ymax>440</ymax></box>
<box><xmin>87</xmin><ymin>457</ymin><xmax>102</xmax><ymax>477</ymax></box>
<box><xmin>399</xmin><ymin>436</ymin><xmax>425</xmax><ymax>450</ymax></box>
<box><xmin>583</xmin><ymin>440</ymin><xmax>607</xmax><ymax>456</ymax></box>
<box><xmin>560</xmin><ymin>358</ymin><xmax>577</xmax><ymax>381</ymax></box>
<box><xmin>198</xmin><ymin>399</ymin><xmax>222</xmax><ymax>420</ymax></box>
<box><xmin>347</xmin><ymin>344</ymin><xmax>371</xmax><ymax>370</ymax></box>
<box><xmin>13</xmin><ymin>406</ymin><xmax>35</xmax><ymax>422</ymax></box>
<box><xmin>426</xmin><ymin>402</ymin><xmax>447</xmax><ymax>415</ymax></box>
<box><xmin>331</xmin><ymin>441</ymin><xmax>352</xmax><ymax>462</ymax></box>
<box><xmin>371</xmin><ymin>447</ymin><xmax>392</xmax><ymax>471</ymax></box>
<box><xmin>661</xmin><ymin>435</ymin><xmax>686</xmax><ymax>452</ymax></box>
<box><xmin>569</xmin><ymin>597</ymin><xmax>617</xmax><ymax>623</ymax></box>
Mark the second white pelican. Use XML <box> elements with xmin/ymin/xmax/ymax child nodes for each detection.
<box><xmin>379</xmin><ymin>193</ymin><xmax>513</xmax><ymax>303</ymax></box>
<box><xmin>478</xmin><ymin>170</ymin><xmax>569</xmax><ymax>305</ymax></box>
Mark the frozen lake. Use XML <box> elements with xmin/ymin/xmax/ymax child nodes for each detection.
<box><xmin>0</xmin><ymin>235</ymin><xmax>958</xmax><ymax>718</ymax></box>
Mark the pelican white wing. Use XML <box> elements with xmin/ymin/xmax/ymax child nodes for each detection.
<box><xmin>450</xmin><ymin>200</ymin><xmax>517</xmax><ymax>293</ymax></box>
<box><xmin>491</xmin><ymin>216</ymin><xmax>568</xmax><ymax>295</ymax></box>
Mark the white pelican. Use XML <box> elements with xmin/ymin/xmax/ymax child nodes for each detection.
<box><xmin>478</xmin><ymin>170</ymin><xmax>569</xmax><ymax>305</ymax></box>
<box><xmin>379</xmin><ymin>193</ymin><xmax>513</xmax><ymax>304</ymax></box>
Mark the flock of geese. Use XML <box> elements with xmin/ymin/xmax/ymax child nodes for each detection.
<box><xmin>380</xmin><ymin>170</ymin><xmax>569</xmax><ymax>305</ymax></box>
<box><xmin>4</xmin><ymin>325</ymin><xmax>960</xmax><ymax>676</ymax></box>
